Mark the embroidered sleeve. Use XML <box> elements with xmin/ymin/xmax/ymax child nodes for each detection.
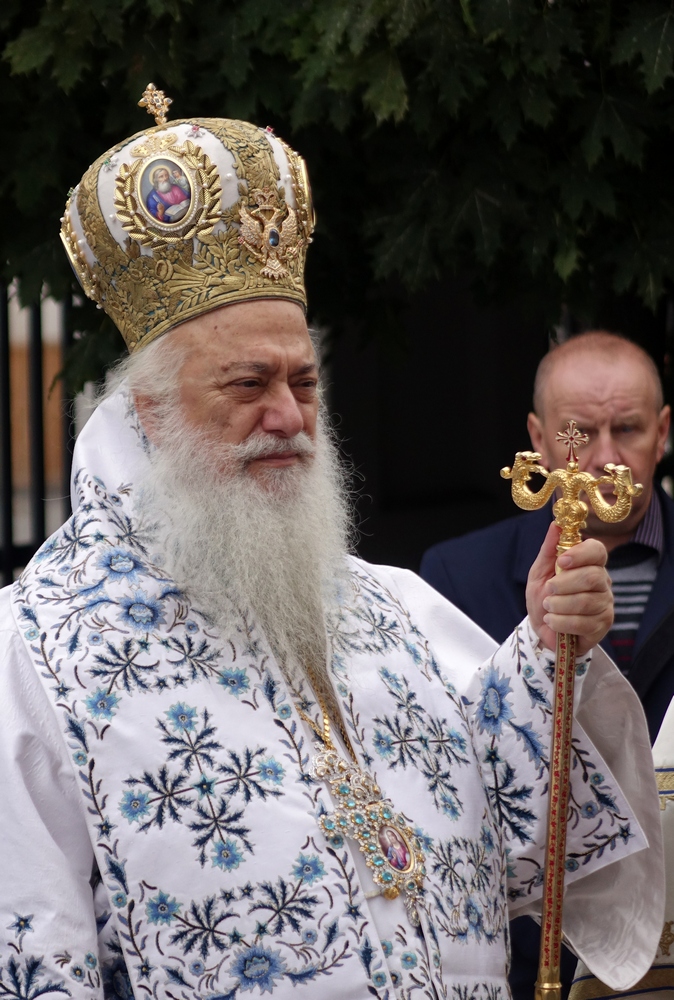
<box><xmin>467</xmin><ymin>618</ymin><xmax>648</xmax><ymax>911</ymax></box>
<box><xmin>0</xmin><ymin>623</ymin><xmax>102</xmax><ymax>996</ymax></box>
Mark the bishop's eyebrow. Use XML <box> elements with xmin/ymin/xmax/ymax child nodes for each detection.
<box><xmin>220</xmin><ymin>361</ymin><xmax>318</xmax><ymax>375</ymax></box>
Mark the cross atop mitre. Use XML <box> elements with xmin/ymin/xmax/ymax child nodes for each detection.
<box><xmin>138</xmin><ymin>83</ymin><xmax>173</xmax><ymax>126</ymax></box>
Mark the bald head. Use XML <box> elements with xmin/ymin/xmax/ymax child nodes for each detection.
<box><xmin>533</xmin><ymin>332</ymin><xmax>664</xmax><ymax>417</ymax></box>
<box><xmin>527</xmin><ymin>330</ymin><xmax>670</xmax><ymax>549</ymax></box>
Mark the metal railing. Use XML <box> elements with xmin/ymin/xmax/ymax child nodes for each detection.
<box><xmin>0</xmin><ymin>282</ymin><xmax>75</xmax><ymax>586</ymax></box>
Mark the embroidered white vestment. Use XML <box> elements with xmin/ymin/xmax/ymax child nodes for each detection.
<box><xmin>0</xmin><ymin>390</ymin><xmax>662</xmax><ymax>1000</ymax></box>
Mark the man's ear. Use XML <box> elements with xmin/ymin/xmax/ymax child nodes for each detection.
<box><xmin>133</xmin><ymin>392</ymin><xmax>161</xmax><ymax>445</ymax></box>
<box><xmin>527</xmin><ymin>411</ymin><xmax>544</xmax><ymax>454</ymax></box>
<box><xmin>656</xmin><ymin>404</ymin><xmax>671</xmax><ymax>463</ymax></box>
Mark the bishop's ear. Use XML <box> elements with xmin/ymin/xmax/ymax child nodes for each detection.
<box><xmin>133</xmin><ymin>392</ymin><xmax>162</xmax><ymax>445</ymax></box>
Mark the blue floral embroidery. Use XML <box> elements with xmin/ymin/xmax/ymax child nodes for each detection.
<box><xmin>193</xmin><ymin>774</ymin><xmax>217</xmax><ymax>798</ymax></box>
<box><xmin>117</xmin><ymin>589</ymin><xmax>166</xmax><ymax>632</ymax></box>
<box><xmin>0</xmin><ymin>957</ymin><xmax>69</xmax><ymax>998</ymax></box>
<box><xmin>257</xmin><ymin>758</ymin><xmax>284</xmax><ymax>784</ymax></box>
<box><xmin>119</xmin><ymin>789</ymin><xmax>151</xmax><ymax>823</ymax></box>
<box><xmin>291</xmin><ymin>853</ymin><xmax>325</xmax><ymax>885</ymax></box>
<box><xmin>372</xmin><ymin>729</ymin><xmax>394</xmax><ymax>758</ymax></box>
<box><xmin>212</xmin><ymin>839</ymin><xmax>244</xmax><ymax>871</ymax></box>
<box><xmin>371</xmin><ymin>668</ymin><xmax>470</xmax><ymax>817</ymax></box>
<box><xmin>219</xmin><ymin>667</ymin><xmax>250</xmax><ymax>697</ymax></box>
<box><xmin>146</xmin><ymin>890</ymin><xmax>181</xmax><ymax>925</ymax></box>
<box><xmin>7</xmin><ymin>914</ymin><xmax>33</xmax><ymax>937</ymax></box>
<box><xmin>98</xmin><ymin>548</ymin><xmax>144</xmax><ymax>583</ymax></box>
<box><xmin>580</xmin><ymin>801</ymin><xmax>599</xmax><ymax>819</ymax></box>
<box><xmin>165</xmin><ymin>702</ymin><xmax>198</xmax><ymax>732</ymax></box>
<box><xmin>475</xmin><ymin>667</ymin><xmax>514</xmax><ymax>737</ymax></box>
<box><xmin>230</xmin><ymin>945</ymin><xmax>287</xmax><ymax>994</ymax></box>
<box><xmin>85</xmin><ymin>687</ymin><xmax>120</xmax><ymax>720</ymax></box>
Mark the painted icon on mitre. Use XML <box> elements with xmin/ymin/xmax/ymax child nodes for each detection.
<box><xmin>379</xmin><ymin>825</ymin><xmax>412</xmax><ymax>872</ymax></box>
<box><xmin>140</xmin><ymin>157</ymin><xmax>192</xmax><ymax>224</ymax></box>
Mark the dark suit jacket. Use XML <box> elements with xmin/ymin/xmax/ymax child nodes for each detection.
<box><xmin>420</xmin><ymin>484</ymin><xmax>674</xmax><ymax>1000</ymax></box>
<box><xmin>420</xmin><ymin>484</ymin><xmax>674</xmax><ymax>743</ymax></box>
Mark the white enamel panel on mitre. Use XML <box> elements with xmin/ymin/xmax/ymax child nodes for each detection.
<box><xmin>265</xmin><ymin>130</ymin><xmax>297</xmax><ymax>208</ymax></box>
<box><xmin>95</xmin><ymin>123</ymin><xmax>297</xmax><ymax>258</ymax></box>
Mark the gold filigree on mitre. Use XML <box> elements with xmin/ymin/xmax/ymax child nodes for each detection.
<box><xmin>130</xmin><ymin>134</ymin><xmax>178</xmax><ymax>159</ymax></box>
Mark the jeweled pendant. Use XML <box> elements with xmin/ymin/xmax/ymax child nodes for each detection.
<box><xmin>313</xmin><ymin>748</ymin><xmax>425</xmax><ymax>925</ymax></box>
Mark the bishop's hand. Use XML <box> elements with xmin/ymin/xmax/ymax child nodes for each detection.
<box><xmin>526</xmin><ymin>522</ymin><xmax>613</xmax><ymax>656</ymax></box>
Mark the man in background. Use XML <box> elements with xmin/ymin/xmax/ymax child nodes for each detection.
<box><xmin>421</xmin><ymin>330</ymin><xmax>673</xmax><ymax>997</ymax></box>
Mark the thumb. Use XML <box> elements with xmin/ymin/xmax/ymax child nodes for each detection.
<box><xmin>529</xmin><ymin>521</ymin><xmax>562</xmax><ymax>585</ymax></box>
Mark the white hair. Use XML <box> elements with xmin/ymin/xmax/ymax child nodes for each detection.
<box><xmin>102</xmin><ymin>331</ymin><xmax>186</xmax><ymax>405</ymax></box>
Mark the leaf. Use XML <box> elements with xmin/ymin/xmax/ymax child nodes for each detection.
<box><xmin>66</xmin><ymin>714</ymin><xmax>89</xmax><ymax>752</ymax></box>
<box><xmin>613</xmin><ymin>2</ymin><xmax>674</xmax><ymax>93</ymax></box>
<box><xmin>67</xmin><ymin>625</ymin><xmax>81</xmax><ymax>655</ymax></box>
<box><xmin>362</xmin><ymin>49</ymin><xmax>408</xmax><ymax>123</ymax></box>
<box><xmin>386</xmin><ymin>0</ymin><xmax>428</xmax><ymax>45</ymax></box>
<box><xmin>525</xmin><ymin>8</ymin><xmax>583</xmax><ymax>75</ymax></box>
<box><xmin>473</xmin><ymin>0</ymin><xmax>530</xmax><ymax>43</ymax></box>
<box><xmin>448</xmin><ymin>186</ymin><xmax>504</xmax><ymax>265</ymax></box>
<box><xmin>553</xmin><ymin>241</ymin><xmax>581</xmax><ymax>281</ymax></box>
<box><xmin>509</xmin><ymin>721</ymin><xmax>544</xmax><ymax>766</ymax></box>
<box><xmin>487</xmin><ymin>89</ymin><xmax>523</xmax><ymax>147</ymax></box>
<box><xmin>357</xmin><ymin>935</ymin><xmax>375</xmax><ymax>976</ymax></box>
<box><xmin>105</xmin><ymin>854</ymin><xmax>129</xmax><ymax>893</ymax></box>
<box><xmin>4</xmin><ymin>24</ymin><xmax>57</xmax><ymax>74</ymax></box>
<box><xmin>557</xmin><ymin>171</ymin><xmax>616</xmax><ymax>222</ymax></box>
<box><xmin>518</xmin><ymin>82</ymin><xmax>554</xmax><ymax>127</ymax></box>
<box><xmin>580</xmin><ymin>96</ymin><xmax>645</xmax><ymax>167</ymax></box>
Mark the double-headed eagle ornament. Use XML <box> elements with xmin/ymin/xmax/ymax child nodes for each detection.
<box><xmin>238</xmin><ymin>187</ymin><xmax>301</xmax><ymax>281</ymax></box>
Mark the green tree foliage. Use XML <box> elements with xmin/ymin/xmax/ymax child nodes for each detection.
<box><xmin>2</xmin><ymin>0</ymin><xmax>674</xmax><ymax>388</ymax></box>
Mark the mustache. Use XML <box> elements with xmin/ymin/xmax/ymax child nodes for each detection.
<box><xmin>232</xmin><ymin>432</ymin><xmax>316</xmax><ymax>463</ymax></box>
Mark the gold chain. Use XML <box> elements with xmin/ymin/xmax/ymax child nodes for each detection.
<box><xmin>297</xmin><ymin>667</ymin><xmax>358</xmax><ymax>764</ymax></box>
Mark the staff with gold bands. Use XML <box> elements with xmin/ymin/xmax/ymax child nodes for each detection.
<box><xmin>501</xmin><ymin>420</ymin><xmax>643</xmax><ymax>1000</ymax></box>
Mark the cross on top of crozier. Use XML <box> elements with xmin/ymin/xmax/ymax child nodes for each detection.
<box><xmin>556</xmin><ymin>419</ymin><xmax>589</xmax><ymax>464</ymax></box>
<box><xmin>138</xmin><ymin>83</ymin><xmax>173</xmax><ymax>126</ymax></box>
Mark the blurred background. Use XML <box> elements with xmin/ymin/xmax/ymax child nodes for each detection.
<box><xmin>2</xmin><ymin>0</ymin><xmax>674</xmax><ymax>583</ymax></box>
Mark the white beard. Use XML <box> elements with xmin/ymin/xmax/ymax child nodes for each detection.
<box><xmin>156</xmin><ymin>179</ymin><xmax>172</xmax><ymax>192</ymax></box>
<box><xmin>136</xmin><ymin>407</ymin><xmax>352</xmax><ymax>689</ymax></box>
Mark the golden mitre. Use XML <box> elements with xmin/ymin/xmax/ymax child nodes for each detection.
<box><xmin>61</xmin><ymin>85</ymin><xmax>315</xmax><ymax>352</ymax></box>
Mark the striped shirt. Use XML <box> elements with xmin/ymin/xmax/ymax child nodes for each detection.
<box><xmin>606</xmin><ymin>494</ymin><xmax>664</xmax><ymax>676</ymax></box>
